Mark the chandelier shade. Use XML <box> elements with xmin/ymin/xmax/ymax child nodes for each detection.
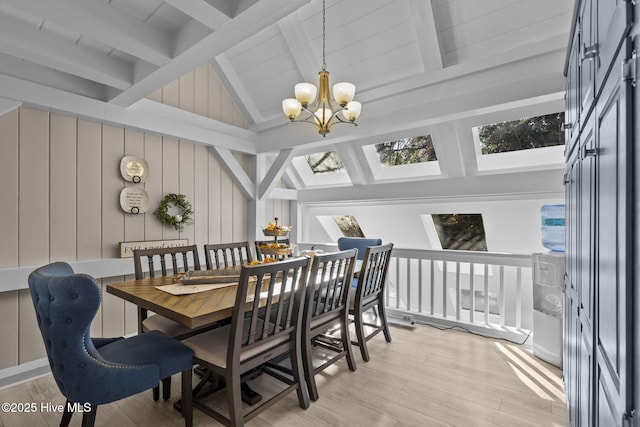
<box><xmin>281</xmin><ymin>0</ymin><xmax>361</xmax><ymax>136</ymax></box>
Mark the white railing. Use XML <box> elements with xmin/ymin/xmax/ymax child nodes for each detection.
<box><xmin>298</xmin><ymin>243</ymin><xmax>533</xmax><ymax>342</ymax></box>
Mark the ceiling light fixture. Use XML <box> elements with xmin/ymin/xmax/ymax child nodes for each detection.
<box><xmin>282</xmin><ymin>0</ymin><xmax>361</xmax><ymax>137</ymax></box>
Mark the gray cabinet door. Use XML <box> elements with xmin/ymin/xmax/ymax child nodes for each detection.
<box><xmin>594</xmin><ymin>37</ymin><xmax>633</xmax><ymax>427</ymax></box>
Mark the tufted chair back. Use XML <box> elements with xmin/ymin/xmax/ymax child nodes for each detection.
<box><xmin>28</xmin><ymin>262</ymin><xmax>158</xmax><ymax>406</ymax></box>
<box><xmin>337</xmin><ymin>237</ymin><xmax>383</xmax><ymax>260</ymax></box>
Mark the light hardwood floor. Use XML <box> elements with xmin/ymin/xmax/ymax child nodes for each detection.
<box><xmin>0</xmin><ymin>323</ymin><xmax>568</xmax><ymax>426</ymax></box>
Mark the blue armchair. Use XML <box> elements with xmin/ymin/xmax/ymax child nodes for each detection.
<box><xmin>28</xmin><ymin>262</ymin><xmax>194</xmax><ymax>427</ymax></box>
<box><xmin>337</xmin><ymin>237</ymin><xmax>383</xmax><ymax>261</ymax></box>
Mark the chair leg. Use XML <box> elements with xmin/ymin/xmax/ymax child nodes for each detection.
<box><xmin>353</xmin><ymin>310</ymin><xmax>370</xmax><ymax>362</ymax></box>
<box><xmin>303</xmin><ymin>334</ymin><xmax>319</xmax><ymax>401</ymax></box>
<box><xmin>378</xmin><ymin>300</ymin><xmax>392</xmax><ymax>343</ymax></box>
<box><xmin>181</xmin><ymin>368</ymin><xmax>193</xmax><ymax>427</ymax></box>
<box><xmin>152</xmin><ymin>384</ymin><xmax>160</xmax><ymax>401</ymax></box>
<box><xmin>341</xmin><ymin>319</ymin><xmax>357</xmax><ymax>372</ymax></box>
<box><xmin>162</xmin><ymin>376</ymin><xmax>172</xmax><ymax>400</ymax></box>
<box><xmin>80</xmin><ymin>405</ymin><xmax>97</xmax><ymax>427</ymax></box>
<box><xmin>227</xmin><ymin>373</ymin><xmax>244</xmax><ymax>427</ymax></box>
<box><xmin>291</xmin><ymin>335</ymin><xmax>310</xmax><ymax>409</ymax></box>
<box><xmin>60</xmin><ymin>400</ymin><xmax>74</xmax><ymax>427</ymax></box>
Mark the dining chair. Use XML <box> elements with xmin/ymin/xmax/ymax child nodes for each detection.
<box><xmin>28</xmin><ymin>262</ymin><xmax>194</xmax><ymax>427</ymax></box>
<box><xmin>204</xmin><ymin>241</ymin><xmax>253</xmax><ymax>269</ymax></box>
<box><xmin>302</xmin><ymin>249</ymin><xmax>358</xmax><ymax>401</ymax></box>
<box><xmin>254</xmin><ymin>239</ymin><xmax>291</xmax><ymax>261</ymax></box>
<box><xmin>337</xmin><ymin>237</ymin><xmax>383</xmax><ymax>261</ymax></box>
<box><xmin>133</xmin><ymin>244</ymin><xmax>210</xmax><ymax>400</ymax></box>
<box><xmin>182</xmin><ymin>257</ymin><xmax>311</xmax><ymax>426</ymax></box>
<box><xmin>350</xmin><ymin>243</ymin><xmax>394</xmax><ymax>362</ymax></box>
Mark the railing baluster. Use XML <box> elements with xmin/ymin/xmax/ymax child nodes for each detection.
<box><xmin>484</xmin><ymin>263</ymin><xmax>489</xmax><ymax>325</ymax></box>
<box><xmin>455</xmin><ymin>261</ymin><xmax>461</xmax><ymax>320</ymax></box>
<box><xmin>406</xmin><ymin>258</ymin><xmax>411</xmax><ymax>311</ymax></box>
<box><xmin>430</xmin><ymin>259</ymin><xmax>435</xmax><ymax>315</ymax></box>
<box><xmin>418</xmin><ymin>259</ymin><xmax>423</xmax><ymax>314</ymax></box>
<box><xmin>469</xmin><ymin>263</ymin><xmax>475</xmax><ymax>323</ymax></box>
<box><xmin>442</xmin><ymin>260</ymin><xmax>447</xmax><ymax>318</ymax></box>
<box><xmin>516</xmin><ymin>266</ymin><xmax>522</xmax><ymax>330</ymax></box>
<box><xmin>499</xmin><ymin>265</ymin><xmax>505</xmax><ymax>327</ymax></box>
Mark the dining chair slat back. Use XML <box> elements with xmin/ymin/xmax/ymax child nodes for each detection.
<box><xmin>350</xmin><ymin>243</ymin><xmax>394</xmax><ymax>362</ymax></box>
<box><xmin>303</xmin><ymin>249</ymin><xmax>358</xmax><ymax>401</ymax></box>
<box><xmin>204</xmin><ymin>241</ymin><xmax>252</xmax><ymax>269</ymax></box>
<box><xmin>132</xmin><ymin>244</ymin><xmax>203</xmax><ymax>400</ymax></box>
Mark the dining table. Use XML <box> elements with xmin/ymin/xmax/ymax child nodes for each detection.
<box><xmin>106</xmin><ymin>266</ymin><xmax>265</xmax><ymax>409</ymax></box>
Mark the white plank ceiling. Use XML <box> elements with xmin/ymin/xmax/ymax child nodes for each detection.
<box><xmin>0</xmin><ymin>0</ymin><xmax>574</xmax><ymax>179</ymax></box>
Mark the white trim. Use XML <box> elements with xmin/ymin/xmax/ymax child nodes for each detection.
<box><xmin>0</xmin><ymin>358</ymin><xmax>50</xmax><ymax>390</ymax></box>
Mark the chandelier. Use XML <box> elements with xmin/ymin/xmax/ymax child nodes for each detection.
<box><xmin>281</xmin><ymin>0</ymin><xmax>361</xmax><ymax>136</ymax></box>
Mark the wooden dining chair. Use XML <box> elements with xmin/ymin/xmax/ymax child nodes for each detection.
<box><xmin>350</xmin><ymin>243</ymin><xmax>394</xmax><ymax>362</ymax></box>
<box><xmin>204</xmin><ymin>241</ymin><xmax>252</xmax><ymax>269</ymax></box>
<box><xmin>182</xmin><ymin>257</ymin><xmax>311</xmax><ymax>426</ymax></box>
<box><xmin>254</xmin><ymin>239</ymin><xmax>291</xmax><ymax>261</ymax></box>
<box><xmin>132</xmin><ymin>244</ymin><xmax>207</xmax><ymax>400</ymax></box>
<box><xmin>302</xmin><ymin>249</ymin><xmax>358</xmax><ymax>401</ymax></box>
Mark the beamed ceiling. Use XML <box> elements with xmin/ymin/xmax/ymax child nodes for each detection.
<box><xmin>0</xmin><ymin>0</ymin><xmax>574</xmax><ymax>195</ymax></box>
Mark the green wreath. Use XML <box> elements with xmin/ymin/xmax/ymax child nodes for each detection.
<box><xmin>154</xmin><ymin>193</ymin><xmax>193</xmax><ymax>231</ymax></box>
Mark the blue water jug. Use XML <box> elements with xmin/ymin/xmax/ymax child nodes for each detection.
<box><xmin>541</xmin><ymin>204</ymin><xmax>565</xmax><ymax>252</ymax></box>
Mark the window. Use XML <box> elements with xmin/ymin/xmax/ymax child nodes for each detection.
<box><xmin>305</xmin><ymin>151</ymin><xmax>345</xmax><ymax>175</ymax></box>
<box><xmin>477</xmin><ymin>112</ymin><xmax>564</xmax><ymax>155</ymax></box>
<box><xmin>432</xmin><ymin>214</ymin><xmax>487</xmax><ymax>251</ymax></box>
<box><xmin>375</xmin><ymin>135</ymin><xmax>437</xmax><ymax>166</ymax></box>
<box><xmin>332</xmin><ymin>215</ymin><xmax>365</xmax><ymax>237</ymax></box>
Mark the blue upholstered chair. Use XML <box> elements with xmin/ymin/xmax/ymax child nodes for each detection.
<box><xmin>28</xmin><ymin>262</ymin><xmax>194</xmax><ymax>427</ymax></box>
<box><xmin>337</xmin><ymin>237</ymin><xmax>383</xmax><ymax>261</ymax></box>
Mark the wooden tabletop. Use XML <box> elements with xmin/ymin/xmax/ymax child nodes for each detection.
<box><xmin>106</xmin><ymin>276</ymin><xmax>241</xmax><ymax>329</ymax></box>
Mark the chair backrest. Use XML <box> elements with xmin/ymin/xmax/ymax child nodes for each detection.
<box><xmin>337</xmin><ymin>237</ymin><xmax>383</xmax><ymax>260</ymax></box>
<box><xmin>254</xmin><ymin>239</ymin><xmax>291</xmax><ymax>261</ymax></box>
<box><xmin>305</xmin><ymin>249</ymin><xmax>357</xmax><ymax>331</ymax></box>
<box><xmin>204</xmin><ymin>241</ymin><xmax>252</xmax><ymax>269</ymax></box>
<box><xmin>133</xmin><ymin>244</ymin><xmax>201</xmax><ymax>279</ymax></box>
<box><xmin>354</xmin><ymin>243</ymin><xmax>394</xmax><ymax>306</ymax></box>
<box><xmin>229</xmin><ymin>256</ymin><xmax>310</xmax><ymax>370</ymax></box>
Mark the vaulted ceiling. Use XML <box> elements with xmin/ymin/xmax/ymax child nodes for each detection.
<box><xmin>0</xmin><ymin>0</ymin><xmax>573</xmax><ymax>195</ymax></box>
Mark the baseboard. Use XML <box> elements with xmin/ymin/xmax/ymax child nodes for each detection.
<box><xmin>0</xmin><ymin>358</ymin><xmax>51</xmax><ymax>390</ymax></box>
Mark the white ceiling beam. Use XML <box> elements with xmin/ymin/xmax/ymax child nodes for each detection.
<box><xmin>209</xmin><ymin>146</ymin><xmax>256</xmax><ymax>199</ymax></box>
<box><xmin>0</xmin><ymin>52</ymin><xmax>107</xmax><ymax>100</ymax></box>
<box><xmin>0</xmin><ymin>97</ymin><xmax>21</xmax><ymax>116</ymax></box>
<box><xmin>109</xmin><ymin>0</ymin><xmax>312</xmax><ymax>107</ymax></box>
<box><xmin>410</xmin><ymin>0</ymin><xmax>444</xmax><ymax>71</ymax></box>
<box><xmin>162</xmin><ymin>0</ymin><xmax>232</xmax><ymax>30</ymax></box>
<box><xmin>0</xmin><ymin>14</ymin><xmax>133</xmax><ymax>90</ymax></box>
<box><xmin>428</xmin><ymin>123</ymin><xmax>467</xmax><ymax>178</ymax></box>
<box><xmin>2</xmin><ymin>0</ymin><xmax>172</xmax><ymax>66</ymax></box>
<box><xmin>0</xmin><ymin>75</ymin><xmax>257</xmax><ymax>153</ymax></box>
<box><xmin>259</xmin><ymin>149</ymin><xmax>294</xmax><ymax>199</ymax></box>
<box><xmin>335</xmin><ymin>144</ymin><xmax>371</xmax><ymax>186</ymax></box>
<box><xmin>297</xmin><ymin>169</ymin><xmax>565</xmax><ymax>204</ymax></box>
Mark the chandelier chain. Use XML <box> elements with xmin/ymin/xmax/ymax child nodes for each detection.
<box><xmin>321</xmin><ymin>0</ymin><xmax>326</xmax><ymax>71</ymax></box>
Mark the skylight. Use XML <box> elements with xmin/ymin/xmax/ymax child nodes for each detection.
<box><xmin>476</xmin><ymin>112</ymin><xmax>564</xmax><ymax>155</ymax></box>
<box><xmin>305</xmin><ymin>151</ymin><xmax>345</xmax><ymax>175</ymax></box>
<box><xmin>333</xmin><ymin>215</ymin><xmax>365</xmax><ymax>237</ymax></box>
<box><xmin>375</xmin><ymin>135</ymin><xmax>437</xmax><ymax>166</ymax></box>
<box><xmin>432</xmin><ymin>214</ymin><xmax>488</xmax><ymax>251</ymax></box>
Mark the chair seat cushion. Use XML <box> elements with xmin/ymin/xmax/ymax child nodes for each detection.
<box><xmin>183</xmin><ymin>319</ymin><xmax>290</xmax><ymax>370</ymax></box>
<box><xmin>142</xmin><ymin>313</ymin><xmax>200</xmax><ymax>338</ymax></box>
<box><xmin>98</xmin><ymin>330</ymin><xmax>193</xmax><ymax>379</ymax></box>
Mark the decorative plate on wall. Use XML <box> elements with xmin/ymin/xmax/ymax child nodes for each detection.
<box><xmin>120</xmin><ymin>156</ymin><xmax>149</xmax><ymax>183</ymax></box>
<box><xmin>119</xmin><ymin>187</ymin><xmax>149</xmax><ymax>214</ymax></box>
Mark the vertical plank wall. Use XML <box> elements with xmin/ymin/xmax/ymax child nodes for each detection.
<box><xmin>0</xmin><ymin>64</ymin><xmax>267</xmax><ymax>370</ymax></box>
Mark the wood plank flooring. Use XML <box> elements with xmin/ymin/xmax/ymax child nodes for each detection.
<box><xmin>0</xmin><ymin>323</ymin><xmax>568</xmax><ymax>426</ymax></box>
